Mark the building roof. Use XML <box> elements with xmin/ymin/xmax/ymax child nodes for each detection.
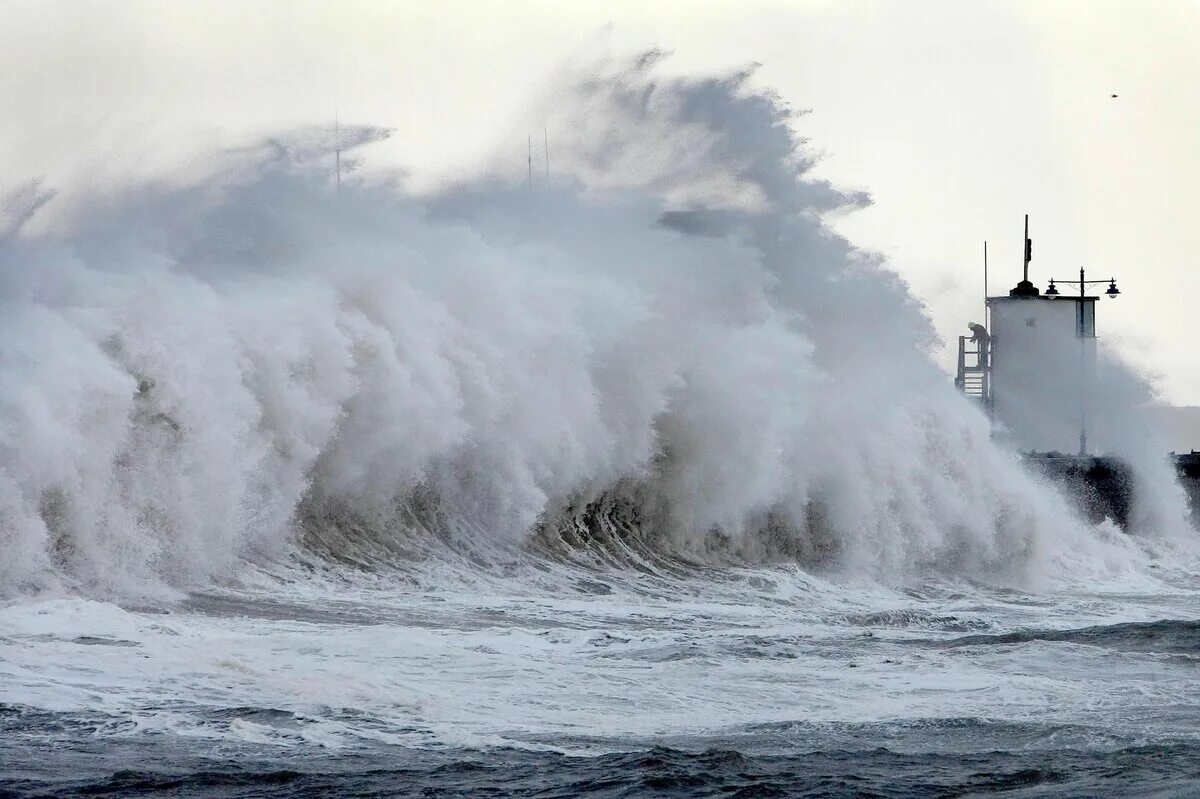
<box><xmin>988</xmin><ymin>294</ymin><xmax>1098</xmax><ymax>303</ymax></box>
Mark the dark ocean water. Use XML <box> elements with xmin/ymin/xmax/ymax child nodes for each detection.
<box><xmin>6</xmin><ymin>712</ymin><xmax>1200</xmax><ymax>798</ymax></box>
<box><xmin>6</xmin><ymin>740</ymin><xmax>1200</xmax><ymax>798</ymax></box>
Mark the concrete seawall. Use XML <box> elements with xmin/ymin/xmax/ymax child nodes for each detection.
<box><xmin>1024</xmin><ymin>452</ymin><xmax>1200</xmax><ymax>529</ymax></box>
<box><xmin>1177</xmin><ymin>452</ymin><xmax>1200</xmax><ymax>526</ymax></box>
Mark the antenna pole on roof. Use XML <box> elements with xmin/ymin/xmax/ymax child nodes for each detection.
<box><xmin>984</xmin><ymin>240</ymin><xmax>989</xmax><ymax>325</ymax></box>
<box><xmin>1022</xmin><ymin>214</ymin><xmax>1031</xmax><ymax>283</ymax></box>
<box><xmin>1008</xmin><ymin>214</ymin><xmax>1039</xmax><ymax>297</ymax></box>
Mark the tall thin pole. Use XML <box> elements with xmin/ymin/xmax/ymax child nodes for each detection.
<box><xmin>1022</xmin><ymin>214</ymin><xmax>1030</xmax><ymax>283</ymax></box>
<box><xmin>1079</xmin><ymin>265</ymin><xmax>1088</xmax><ymax>455</ymax></box>
<box><xmin>983</xmin><ymin>241</ymin><xmax>989</xmax><ymax>324</ymax></box>
<box><xmin>983</xmin><ymin>240</ymin><xmax>991</xmax><ymax>410</ymax></box>
<box><xmin>544</xmin><ymin>127</ymin><xmax>549</xmax><ymax>178</ymax></box>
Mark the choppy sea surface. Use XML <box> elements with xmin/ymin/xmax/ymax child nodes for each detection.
<box><xmin>5</xmin><ymin>557</ymin><xmax>1200</xmax><ymax>798</ymax></box>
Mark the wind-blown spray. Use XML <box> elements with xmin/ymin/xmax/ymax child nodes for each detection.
<box><xmin>0</xmin><ymin>57</ymin><xmax>1178</xmax><ymax>599</ymax></box>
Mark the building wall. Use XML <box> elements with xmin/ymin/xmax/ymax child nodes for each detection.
<box><xmin>989</xmin><ymin>296</ymin><xmax>1096</xmax><ymax>453</ymax></box>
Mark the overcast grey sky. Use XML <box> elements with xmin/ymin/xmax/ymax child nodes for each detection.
<box><xmin>3</xmin><ymin>0</ymin><xmax>1197</xmax><ymax>403</ymax></box>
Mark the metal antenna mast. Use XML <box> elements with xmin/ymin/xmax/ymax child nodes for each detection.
<box><xmin>1022</xmin><ymin>214</ymin><xmax>1031</xmax><ymax>283</ymax></box>
<box><xmin>1009</xmin><ymin>214</ymin><xmax>1038</xmax><ymax>297</ymax></box>
<box><xmin>983</xmin><ymin>240</ymin><xmax>989</xmax><ymax>325</ymax></box>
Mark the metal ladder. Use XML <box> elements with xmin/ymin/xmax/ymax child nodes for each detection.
<box><xmin>955</xmin><ymin>335</ymin><xmax>991</xmax><ymax>407</ymax></box>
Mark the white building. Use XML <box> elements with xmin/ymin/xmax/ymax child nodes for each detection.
<box><xmin>957</xmin><ymin>220</ymin><xmax>1117</xmax><ymax>454</ymax></box>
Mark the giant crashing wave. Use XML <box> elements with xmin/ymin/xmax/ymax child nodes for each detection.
<box><xmin>0</xmin><ymin>56</ymin><xmax>1185</xmax><ymax>600</ymax></box>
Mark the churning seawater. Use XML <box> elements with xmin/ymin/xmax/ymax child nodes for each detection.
<box><xmin>6</xmin><ymin>560</ymin><xmax>1200</xmax><ymax>797</ymax></box>
<box><xmin>4</xmin><ymin>56</ymin><xmax>1200</xmax><ymax>796</ymax></box>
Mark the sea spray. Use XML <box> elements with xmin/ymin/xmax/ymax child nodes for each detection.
<box><xmin>0</xmin><ymin>57</ymin><xmax>1179</xmax><ymax>599</ymax></box>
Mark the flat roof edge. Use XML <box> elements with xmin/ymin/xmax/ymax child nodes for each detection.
<box><xmin>988</xmin><ymin>295</ymin><xmax>1099</xmax><ymax>302</ymax></box>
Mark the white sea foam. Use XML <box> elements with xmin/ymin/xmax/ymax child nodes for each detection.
<box><xmin>0</xmin><ymin>56</ymin><xmax>1191</xmax><ymax>604</ymax></box>
<box><xmin>4</xmin><ymin>565</ymin><xmax>1200</xmax><ymax>756</ymax></box>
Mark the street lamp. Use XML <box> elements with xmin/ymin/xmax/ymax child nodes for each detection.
<box><xmin>1044</xmin><ymin>268</ymin><xmax>1120</xmax><ymax>300</ymax></box>
<box><xmin>1042</xmin><ymin>268</ymin><xmax>1122</xmax><ymax>457</ymax></box>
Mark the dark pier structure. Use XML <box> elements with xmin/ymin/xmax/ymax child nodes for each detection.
<box><xmin>1177</xmin><ymin>452</ymin><xmax>1200</xmax><ymax>523</ymax></box>
<box><xmin>1021</xmin><ymin>454</ymin><xmax>1200</xmax><ymax>529</ymax></box>
<box><xmin>1023</xmin><ymin>454</ymin><xmax>1134</xmax><ymax>528</ymax></box>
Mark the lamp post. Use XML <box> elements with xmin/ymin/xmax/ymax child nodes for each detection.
<box><xmin>1044</xmin><ymin>270</ymin><xmax>1120</xmax><ymax>300</ymax></box>
<box><xmin>1044</xmin><ymin>269</ymin><xmax>1121</xmax><ymax>456</ymax></box>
